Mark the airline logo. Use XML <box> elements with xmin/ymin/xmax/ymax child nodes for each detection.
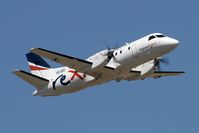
<box><xmin>53</xmin><ymin>70</ymin><xmax>86</xmax><ymax>90</ymax></box>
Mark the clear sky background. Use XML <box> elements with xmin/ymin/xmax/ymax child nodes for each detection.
<box><xmin>0</xmin><ymin>0</ymin><xmax>198</xmax><ymax>133</ymax></box>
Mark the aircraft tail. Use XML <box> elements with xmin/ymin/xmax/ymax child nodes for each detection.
<box><xmin>26</xmin><ymin>52</ymin><xmax>54</xmax><ymax>80</ymax></box>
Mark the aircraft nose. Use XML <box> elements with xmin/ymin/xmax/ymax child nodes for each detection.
<box><xmin>169</xmin><ymin>38</ymin><xmax>179</xmax><ymax>47</ymax></box>
<box><xmin>157</xmin><ymin>37</ymin><xmax>180</xmax><ymax>54</ymax></box>
<box><xmin>160</xmin><ymin>37</ymin><xmax>179</xmax><ymax>49</ymax></box>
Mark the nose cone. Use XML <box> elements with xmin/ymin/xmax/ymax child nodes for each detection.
<box><xmin>160</xmin><ymin>37</ymin><xmax>179</xmax><ymax>49</ymax></box>
<box><xmin>169</xmin><ymin>38</ymin><xmax>179</xmax><ymax>47</ymax></box>
<box><xmin>156</xmin><ymin>37</ymin><xmax>180</xmax><ymax>55</ymax></box>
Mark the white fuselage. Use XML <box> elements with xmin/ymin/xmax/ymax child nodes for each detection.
<box><xmin>34</xmin><ymin>33</ymin><xmax>179</xmax><ymax>96</ymax></box>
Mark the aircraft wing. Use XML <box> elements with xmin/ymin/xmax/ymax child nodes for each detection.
<box><xmin>13</xmin><ymin>70</ymin><xmax>49</xmax><ymax>90</ymax></box>
<box><xmin>122</xmin><ymin>70</ymin><xmax>141</xmax><ymax>81</ymax></box>
<box><xmin>30</xmin><ymin>48</ymin><xmax>117</xmax><ymax>78</ymax></box>
<box><xmin>150</xmin><ymin>71</ymin><xmax>185</xmax><ymax>78</ymax></box>
<box><xmin>122</xmin><ymin>70</ymin><xmax>184</xmax><ymax>81</ymax></box>
<box><xmin>30</xmin><ymin>48</ymin><xmax>92</xmax><ymax>72</ymax></box>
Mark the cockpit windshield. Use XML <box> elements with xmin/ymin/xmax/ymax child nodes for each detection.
<box><xmin>148</xmin><ymin>35</ymin><xmax>156</xmax><ymax>41</ymax></box>
<box><xmin>156</xmin><ymin>34</ymin><xmax>165</xmax><ymax>38</ymax></box>
<box><xmin>148</xmin><ymin>34</ymin><xmax>166</xmax><ymax>41</ymax></box>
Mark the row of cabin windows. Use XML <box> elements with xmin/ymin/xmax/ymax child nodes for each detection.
<box><xmin>115</xmin><ymin>46</ymin><xmax>131</xmax><ymax>56</ymax></box>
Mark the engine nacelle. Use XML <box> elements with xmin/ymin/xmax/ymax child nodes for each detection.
<box><xmin>86</xmin><ymin>49</ymin><xmax>109</xmax><ymax>69</ymax></box>
<box><xmin>133</xmin><ymin>58</ymin><xmax>164</xmax><ymax>79</ymax></box>
<box><xmin>140</xmin><ymin>60</ymin><xmax>155</xmax><ymax>76</ymax></box>
<box><xmin>132</xmin><ymin>60</ymin><xmax>155</xmax><ymax>78</ymax></box>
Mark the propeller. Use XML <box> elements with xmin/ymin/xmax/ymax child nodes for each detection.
<box><xmin>159</xmin><ymin>57</ymin><xmax>170</xmax><ymax>65</ymax></box>
<box><xmin>106</xmin><ymin>47</ymin><xmax>115</xmax><ymax>61</ymax></box>
<box><xmin>154</xmin><ymin>57</ymin><xmax>170</xmax><ymax>71</ymax></box>
<box><xmin>101</xmin><ymin>37</ymin><xmax>117</xmax><ymax>62</ymax></box>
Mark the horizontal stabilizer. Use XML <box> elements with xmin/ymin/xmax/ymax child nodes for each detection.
<box><xmin>151</xmin><ymin>71</ymin><xmax>185</xmax><ymax>78</ymax></box>
<box><xmin>13</xmin><ymin>70</ymin><xmax>49</xmax><ymax>90</ymax></box>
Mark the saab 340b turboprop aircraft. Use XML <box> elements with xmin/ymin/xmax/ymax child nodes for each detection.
<box><xmin>13</xmin><ymin>33</ymin><xmax>184</xmax><ymax>96</ymax></box>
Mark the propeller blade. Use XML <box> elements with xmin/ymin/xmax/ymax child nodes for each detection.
<box><xmin>159</xmin><ymin>57</ymin><xmax>170</xmax><ymax>65</ymax></box>
<box><xmin>101</xmin><ymin>37</ymin><xmax>111</xmax><ymax>50</ymax></box>
<box><xmin>154</xmin><ymin>57</ymin><xmax>170</xmax><ymax>71</ymax></box>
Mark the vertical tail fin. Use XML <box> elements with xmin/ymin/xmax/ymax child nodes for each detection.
<box><xmin>26</xmin><ymin>52</ymin><xmax>53</xmax><ymax>79</ymax></box>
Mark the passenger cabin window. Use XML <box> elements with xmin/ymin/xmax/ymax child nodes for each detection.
<box><xmin>128</xmin><ymin>47</ymin><xmax>130</xmax><ymax>50</ymax></box>
<box><xmin>120</xmin><ymin>50</ymin><xmax>122</xmax><ymax>54</ymax></box>
<box><xmin>115</xmin><ymin>52</ymin><xmax>117</xmax><ymax>56</ymax></box>
<box><xmin>156</xmin><ymin>35</ymin><xmax>165</xmax><ymax>38</ymax></box>
<box><xmin>148</xmin><ymin>35</ymin><xmax>156</xmax><ymax>41</ymax></box>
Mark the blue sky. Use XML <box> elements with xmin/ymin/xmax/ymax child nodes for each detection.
<box><xmin>0</xmin><ymin>0</ymin><xmax>198</xmax><ymax>133</ymax></box>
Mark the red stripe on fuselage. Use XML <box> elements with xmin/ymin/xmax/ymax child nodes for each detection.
<box><xmin>29</xmin><ymin>65</ymin><xmax>49</xmax><ymax>70</ymax></box>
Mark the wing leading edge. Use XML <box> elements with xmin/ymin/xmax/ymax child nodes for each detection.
<box><xmin>30</xmin><ymin>48</ymin><xmax>116</xmax><ymax>78</ymax></box>
<box><xmin>122</xmin><ymin>70</ymin><xmax>184</xmax><ymax>81</ymax></box>
<box><xmin>30</xmin><ymin>48</ymin><xmax>93</xmax><ymax>72</ymax></box>
<box><xmin>13</xmin><ymin>70</ymin><xmax>49</xmax><ymax>90</ymax></box>
<box><xmin>151</xmin><ymin>71</ymin><xmax>185</xmax><ymax>78</ymax></box>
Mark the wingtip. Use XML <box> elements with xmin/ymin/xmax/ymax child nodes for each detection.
<box><xmin>182</xmin><ymin>72</ymin><xmax>185</xmax><ymax>75</ymax></box>
<box><xmin>12</xmin><ymin>69</ymin><xmax>22</xmax><ymax>77</ymax></box>
<box><xmin>12</xmin><ymin>69</ymin><xmax>20</xmax><ymax>73</ymax></box>
<box><xmin>29</xmin><ymin>47</ymin><xmax>37</xmax><ymax>52</ymax></box>
<box><xmin>12</xmin><ymin>69</ymin><xmax>23</xmax><ymax>74</ymax></box>
<box><xmin>29</xmin><ymin>48</ymin><xmax>44</xmax><ymax>53</ymax></box>
<box><xmin>179</xmin><ymin>71</ymin><xmax>185</xmax><ymax>74</ymax></box>
<box><xmin>175</xmin><ymin>71</ymin><xmax>185</xmax><ymax>76</ymax></box>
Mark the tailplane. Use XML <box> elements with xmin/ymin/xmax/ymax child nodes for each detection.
<box><xmin>13</xmin><ymin>70</ymin><xmax>49</xmax><ymax>90</ymax></box>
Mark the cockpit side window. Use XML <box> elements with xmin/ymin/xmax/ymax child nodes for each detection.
<box><xmin>156</xmin><ymin>35</ymin><xmax>165</xmax><ymax>38</ymax></box>
<box><xmin>148</xmin><ymin>35</ymin><xmax>156</xmax><ymax>41</ymax></box>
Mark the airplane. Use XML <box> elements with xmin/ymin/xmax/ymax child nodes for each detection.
<box><xmin>13</xmin><ymin>33</ymin><xmax>184</xmax><ymax>96</ymax></box>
